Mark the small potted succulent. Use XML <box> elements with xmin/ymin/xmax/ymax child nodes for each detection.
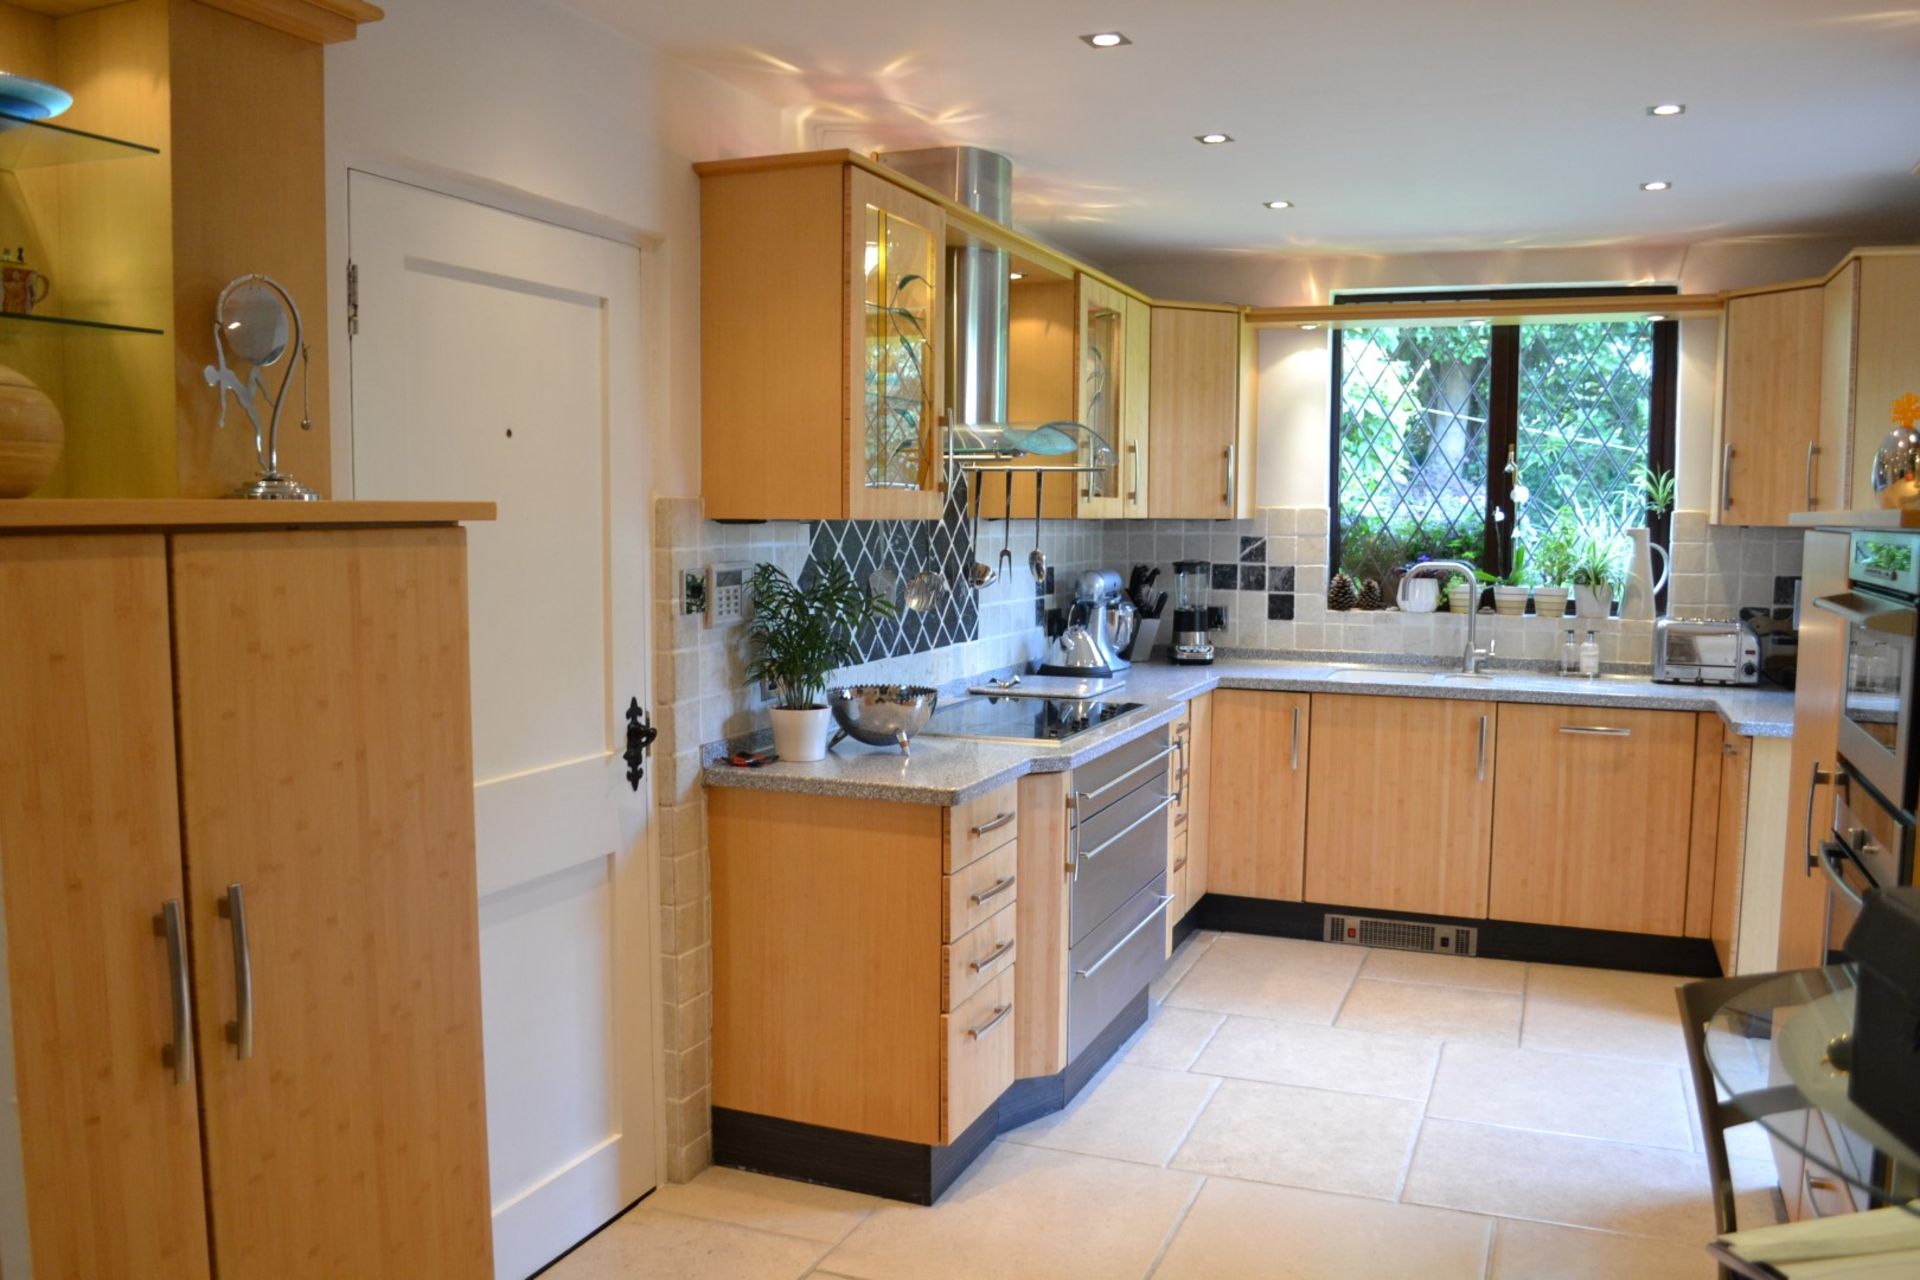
<box><xmin>744</xmin><ymin>560</ymin><xmax>896</xmax><ymax>762</ymax></box>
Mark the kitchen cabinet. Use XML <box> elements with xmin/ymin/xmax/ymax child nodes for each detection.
<box><xmin>1166</xmin><ymin>693</ymin><xmax>1213</xmax><ymax>934</ymax></box>
<box><xmin>0</xmin><ymin>506</ymin><xmax>494</xmax><ymax>1280</ymax></box>
<box><xmin>1304</xmin><ymin>694</ymin><xmax>1495</xmax><ymax>917</ymax></box>
<box><xmin>1779</xmin><ymin>530</ymin><xmax>1849</xmax><ymax>969</ymax></box>
<box><xmin>1711</xmin><ymin>733</ymin><xmax>1754</xmax><ymax>973</ymax></box>
<box><xmin>1123</xmin><ymin>295</ymin><xmax>1153</xmax><ymax>518</ymax></box>
<box><xmin>1487</xmin><ymin>704</ymin><xmax>1700</xmax><ymax>935</ymax></box>
<box><xmin>699</xmin><ymin>156</ymin><xmax>946</xmax><ymax>521</ymax></box>
<box><xmin>1148</xmin><ymin>304</ymin><xmax>1258</xmax><ymax>519</ymax></box>
<box><xmin>1209</xmin><ymin>689</ymin><xmax>1309</xmax><ymax>900</ymax></box>
<box><xmin>1716</xmin><ymin>286</ymin><xmax>1826</xmax><ymax>525</ymax></box>
<box><xmin>1075</xmin><ymin>277</ymin><xmax>1149</xmax><ymax>519</ymax></box>
<box><xmin>1827</xmin><ymin>250</ymin><xmax>1920</xmax><ymax>510</ymax></box>
<box><xmin>995</xmin><ymin>277</ymin><xmax>1081</xmax><ymax>519</ymax></box>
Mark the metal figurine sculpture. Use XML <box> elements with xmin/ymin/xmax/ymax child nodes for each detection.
<box><xmin>202</xmin><ymin>273</ymin><xmax>317</xmax><ymax>500</ymax></box>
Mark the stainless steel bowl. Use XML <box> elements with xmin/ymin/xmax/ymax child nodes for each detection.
<box><xmin>827</xmin><ymin>685</ymin><xmax>938</xmax><ymax>755</ymax></box>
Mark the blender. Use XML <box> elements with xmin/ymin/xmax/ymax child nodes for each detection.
<box><xmin>1171</xmin><ymin>560</ymin><xmax>1225</xmax><ymax>665</ymax></box>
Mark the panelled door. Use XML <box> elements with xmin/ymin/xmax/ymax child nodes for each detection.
<box><xmin>346</xmin><ymin>172</ymin><xmax>657</xmax><ymax>1278</ymax></box>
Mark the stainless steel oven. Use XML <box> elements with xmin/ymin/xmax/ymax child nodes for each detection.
<box><xmin>1817</xmin><ymin>531</ymin><xmax>1920</xmax><ymax>809</ymax></box>
<box><xmin>1819</xmin><ymin>767</ymin><xmax>1916</xmax><ymax>960</ymax></box>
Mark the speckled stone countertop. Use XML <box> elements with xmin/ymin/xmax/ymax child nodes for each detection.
<box><xmin>700</xmin><ymin>659</ymin><xmax>1797</xmax><ymax>806</ymax></box>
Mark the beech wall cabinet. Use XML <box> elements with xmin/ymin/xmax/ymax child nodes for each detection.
<box><xmin>1147</xmin><ymin>305</ymin><xmax>1258</xmax><ymax>519</ymax></box>
<box><xmin>0</xmin><ymin>503</ymin><xmax>493</xmax><ymax>1280</ymax></box>
<box><xmin>1715</xmin><ymin>286</ymin><xmax>1826</xmax><ymax>525</ymax></box>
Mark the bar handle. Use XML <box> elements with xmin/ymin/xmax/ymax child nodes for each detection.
<box><xmin>1223</xmin><ymin>446</ymin><xmax>1236</xmax><ymax>507</ymax></box>
<box><xmin>1172</xmin><ymin>732</ymin><xmax>1187</xmax><ymax>807</ymax></box>
<box><xmin>969</xmin><ymin>874</ymin><xmax>1016</xmax><ymax>907</ymax></box>
<box><xmin>1078</xmin><ymin>794</ymin><xmax>1176</xmax><ymax>863</ymax></box>
<box><xmin>1075</xmin><ymin>895</ymin><xmax>1175</xmax><ymax>979</ymax></box>
<box><xmin>1076</xmin><ymin>744</ymin><xmax>1177</xmax><ymax>807</ymax></box>
<box><xmin>1805</xmin><ymin>442</ymin><xmax>1819</xmax><ymax>510</ymax></box>
<box><xmin>1804</xmin><ymin>760</ymin><xmax>1835</xmax><ymax>878</ymax></box>
<box><xmin>1559</xmin><ymin>725</ymin><xmax>1633</xmax><ymax>737</ymax></box>
<box><xmin>1291</xmin><ymin>705</ymin><xmax>1302</xmax><ymax>772</ymax></box>
<box><xmin>1721</xmin><ymin>443</ymin><xmax>1734</xmax><ymax>511</ymax></box>
<box><xmin>219</xmin><ymin>883</ymin><xmax>254</xmax><ymax>1061</ymax></box>
<box><xmin>1818</xmin><ymin>840</ymin><xmax>1875</xmax><ymax>910</ymax></box>
<box><xmin>969</xmin><ymin>939</ymin><xmax>1014</xmax><ymax>973</ymax></box>
<box><xmin>1476</xmin><ymin>714</ymin><xmax>1488</xmax><ymax>783</ymax></box>
<box><xmin>154</xmin><ymin>900</ymin><xmax>193</xmax><ymax>1085</ymax></box>
<box><xmin>970</xmin><ymin>810</ymin><xmax>1015</xmax><ymax>837</ymax></box>
<box><xmin>1128</xmin><ymin>443</ymin><xmax>1141</xmax><ymax>504</ymax></box>
<box><xmin>966</xmin><ymin>1001</ymin><xmax>1013</xmax><ymax>1041</ymax></box>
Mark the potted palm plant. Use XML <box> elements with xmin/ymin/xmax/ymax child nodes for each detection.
<box><xmin>745</xmin><ymin>560</ymin><xmax>896</xmax><ymax>762</ymax></box>
<box><xmin>1570</xmin><ymin>526</ymin><xmax>1626</xmax><ymax>618</ymax></box>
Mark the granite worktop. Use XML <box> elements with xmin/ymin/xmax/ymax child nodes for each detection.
<box><xmin>700</xmin><ymin>658</ymin><xmax>1797</xmax><ymax>806</ymax></box>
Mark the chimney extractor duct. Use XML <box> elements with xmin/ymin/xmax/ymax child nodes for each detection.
<box><xmin>878</xmin><ymin>146</ymin><xmax>1012</xmax><ymax>431</ymax></box>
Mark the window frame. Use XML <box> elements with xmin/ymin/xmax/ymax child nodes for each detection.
<box><xmin>1327</xmin><ymin>286</ymin><xmax>1678</xmax><ymax>604</ymax></box>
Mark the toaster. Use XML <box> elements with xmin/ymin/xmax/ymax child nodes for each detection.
<box><xmin>1652</xmin><ymin>617</ymin><xmax>1760</xmax><ymax>685</ymax></box>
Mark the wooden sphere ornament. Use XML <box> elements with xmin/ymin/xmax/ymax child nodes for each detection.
<box><xmin>0</xmin><ymin>365</ymin><xmax>63</xmax><ymax>497</ymax></box>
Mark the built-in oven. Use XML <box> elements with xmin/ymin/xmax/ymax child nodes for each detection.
<box><xmin>1816</xmin><ymin>530</ymin><xmax>1920</xmax><ymax>810</ymax></box>
<box><xmin>1818</xmin><ymin>768</ymin><xmax>1917</xmax><ymax>958</ymax></box>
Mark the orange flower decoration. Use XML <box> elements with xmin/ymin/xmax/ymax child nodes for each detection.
<box><xmin>1894</xmin><ymin>392</ymin><xmax>1920</xmax><ymax>430</ymax></box>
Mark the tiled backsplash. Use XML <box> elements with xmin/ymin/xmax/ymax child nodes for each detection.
<box><xmin>645</xmin><ymin>493</ymin><xmax>1803</xmax><ymax>1180</ymax></box>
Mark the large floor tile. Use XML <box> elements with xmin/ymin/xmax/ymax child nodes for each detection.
<box><xmin>1170</xmin><ymin>1078</ymin><xmax>1422</xmax><ymax>1199</ymax></box>
<box><xmin>1521</xmin><ymin>975</ymin><xmax>1690</xmax><ymax>1067</ymax></box>
<box><xmin>1123</xmin><ymin>1006</ymin><xmax>1225</xmax><ymax>1071</ymax></box>
<box><xmin>1004</xmin><ymin>1063</ymin><xmax>1220</xmax><ymax>1165</ymax></box>
<box><xmin>545</xmin><ymin>1204</ymin><xmax>826</xmax><ymax>1280</ymax></box>
<box><xmin>819</xmin><ymin>1143</ymin><xmax>1199</xmax><ymax>1280</ymax></box>
<box><xmin>1426</xmin><ymin>1042</ymin><xmax>1694</xmax><ymax>1150</ymax></box>
<box><xmin>1154</xmin><ymin>1177</ymin><xmax>1493</xmax><ymax>1280</ymax></box>
<box><xmin>1336</xmin><ymin>978</ymin><xmax>1522</xmax><ymax>1045</ymax></box>
<box><xmin>1162</xmin><ymin>934</ymin><xmax>1362</xmax><ymax>1023</ymax></box>
<box><xmin>1489</xmin><ymin>1219</ymin><xmax>1716</xmax><ymax>1279</ymax></box>
<box><xmin>1403</xmin><ymin>1118</ymin><xmax>1724</xmax><ymax>1241</ymax></box>
<box><xmin>1190</xmin><ymin>1015</ymin><xmax>1440</xmax><ymax>1101</ymax></box>
<box><xmin>1150</xmin><ymin>930</ymin><xmax>1220</xmax><ymax>1003</ymax></box>
<box><xmin>1526</xmin><ymin>963</ymin><xmax>1688</xmax><ymax>1007</ymax></box>
<box><xmin>636</xmin><ymin>1166</ymin><xmax>878</xmax><ymax>1243</ymax></box>
<box><xmin>1361</xmin><ymin>947</ymin><xmax>1527</xmax><ymax>993</ymax></box>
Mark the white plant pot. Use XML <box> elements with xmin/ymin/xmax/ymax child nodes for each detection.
<box><xmin>1574</xmin><ymin>584</ymin><xmax>1615</xmax><ymax>619</ymax></box>
<box><xmin>769</xmin><ymin>706</ymin><xmax>833</xmax><ymax>763</ymax></box>
<box><xmin>1492</xmin><ymin>586</ymin><xmax>1530</xmax><ymax>617</ymax></box>
<box><xmin>1532</xmin><ymin>586</ymin><xmax>1570</xmax><ymax>619</ymax></box>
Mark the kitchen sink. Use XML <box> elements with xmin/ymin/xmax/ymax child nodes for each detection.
<box><xmin>1323</xmin><ymin>666</ymin><xmax>1455</xmax><ymax>684</ymax></box>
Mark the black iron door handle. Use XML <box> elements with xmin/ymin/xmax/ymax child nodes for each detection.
<box><xmin>624</xmin><ymin>697</ymin><xmax>657</xmax><ymax>791</ymax></box>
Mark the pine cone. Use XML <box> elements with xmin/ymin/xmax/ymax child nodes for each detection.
<box><xmin>1327</xmin><ymin>572</ymin><xmax>1357</xmax><ymax>611</ymax></box>
<box><xmin>1357</xmin><ymin>578</ymin><xmax>1385</xmax><ymax>611</ymax></box>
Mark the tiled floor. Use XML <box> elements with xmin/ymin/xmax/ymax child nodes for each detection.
<box><xmin>547</xmin><ymin>932</ymin><xmax>1781</xmax><ymax>1279</ymax></box>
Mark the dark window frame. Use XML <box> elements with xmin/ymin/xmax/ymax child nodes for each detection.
<box><xmin>1327</xmin><ymin>285</ymin><xmax>1678</xmax><ymax>610</ymax></box>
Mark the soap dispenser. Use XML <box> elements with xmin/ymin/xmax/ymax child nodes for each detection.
<box><xmin>1559</xmin><ymin>629</ymin><xmax>1579</xmax><ymax>676</ymax></box>
<box><xmin>1578</xmin><ymin>629</ymin><xmax>1601</xmax><ymax>678</ymax></box>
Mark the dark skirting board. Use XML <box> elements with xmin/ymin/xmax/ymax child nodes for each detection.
<box><xmin>1192</xmin><ymin>893</ymin><xmax>1724</xmax><ymax>978</ymax></box>
<box><xmin>712</xmin><ymin>990</ymin><xmax>1150</xmax><ymax>1205</ymax></box>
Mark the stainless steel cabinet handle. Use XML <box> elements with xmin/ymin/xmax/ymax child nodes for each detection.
<box><xmin>1223</xmin><ymin>446</ymin><xmax>1236</xmax><ymax>507</ymax></box>
<box><xmin>1804</xmin><ymin>760</ymin><xmax>1834</xmax><ymax>878</ymax></box>
<box><xmin>969</xmin><ymin>874</ymin><xmax>1016</xmax><ymax>906</ymax></box>
<box><xmin>219</xmin><ymin>883</ymin><xmax>254</xmax><ymax>1060</ymax></box>
<box><xmin>153</xmin><ymin>900</ymin><xmax>193</xmax><ymax>1085</ymax></box>
<box><xmin>1172</xmin><ymin>735</ymin><xmax>1187</xmax><ymax>806</ymax></box>
<box><xmin>1805</xmin><ymin>442</ymin><xmax>1819</xmax><ymax>509</ymax></box>
<box><xmin>1721</xmin><ymin>443</ymin><xmax>1734</xmax><ymax>511</ymax></box>
<box><xmin>1559</xmin><ymin>725</ymin><xmax>1633</xmax><ymax>737</ymax></box>
<box><xmin>1128</xmin><ymin>443</ymin><xmax>1141</xmax><ymax>503</ymax></box>
<box><xmin>1172</xmin><ymin>855</ymin><xmax>1189</xmax><ymax>873</ymax></box>
<box><xmin>1078</xmin><ymin>794</ymin><xmax>1176</xmax><ymax>863</ymax></box>
<box><xmin>1818</xmin><ymin>840</ymin><xmax>1875</xmax><ymax>909</ymax></box>
<box><xmin>969</xmin><ymin>939</ymin><xmax>1014</xmax><ymax>973</ymax></box>
<box><xmin>1075</xmin><ymin>895</ymin><xmax>1175</xmax><ymax>978</ymax></box>
<box><xmin>1291</xmin><ymin>705</ymin><xmax>1302</xmax><ymax>772</ymax></box>
<box><xmin>1075</xmin><ymin>744</ymin><xmax>1177</xmax><ymax>807</ymax></box>
<box><xmin>1476</xmin><ymin>714</ymin><xmax>1488</xmax><ymax>783</ymax></box>
<box><xmin>970</xmin><ymin>811</ymin><xmax>1015</xmax><ymax>837</ymax></box>
<box><xmin>966</xmin><ymin>1001</ymin><xmax>1013</xmax><ymax>1040</ymax></box>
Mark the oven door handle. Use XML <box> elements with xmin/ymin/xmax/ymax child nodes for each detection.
<box><xmin>1818</xmin><ymin>838</ymin><xmax>1879</xmax><ymax>910</ymax></box>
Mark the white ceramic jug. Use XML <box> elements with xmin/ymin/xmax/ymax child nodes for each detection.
<box><xmin>1396</xmin><ymin>575</ymin><xmax>1440</xmax><ymax>613</ymax></box>
<box><xmin>1622</xmin><ymin>529</ymin><xmax>1670</xmax><ymax>621</ymax></box>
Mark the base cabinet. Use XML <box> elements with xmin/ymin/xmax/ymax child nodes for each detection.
<box><xmin>0</xmin><ymin>518</ymin><xmax>493</xmax><ymax>1280</ymax></box>
<box><xmin>1208</xmin><ymin>689</ymin><xmax>1308</xmax><ymax>900</ymax></box>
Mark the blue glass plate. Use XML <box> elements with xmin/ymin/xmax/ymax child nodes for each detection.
<box><xmin>0</xmin><ymin>74</ymin><xmax>73</xmax><ymax>121</ymax></box>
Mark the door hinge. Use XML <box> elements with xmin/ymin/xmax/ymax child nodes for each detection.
<box><xmin>346</xmin><ymin>261</ymin><xmax>359</xmax><ymax>338</ymax></box>
<box><xmin>623</xmin><ymin>697</ymin><xmax>658</xmax><ymax>791</ymax></box>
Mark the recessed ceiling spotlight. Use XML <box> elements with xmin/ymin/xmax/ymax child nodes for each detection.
<box><xmin>1264</xmin><ymin>200</ymin><xmax>1294</xmax><ymax>210</ymax></box>
<box><xmin>1008</xmin><ymin>271</ymin><xmax>1025</xmax><ymax>280</ymax></box>
<box><xmin>1196</xmin><ymin>132</ymin><xmax>1233</xmax><ymax>145</ymax></box>
<box><xmin>1647</xmin><ymin>103</ymin><xmax>1686</xmax><ymax>117</ymax></box>
<box><xmin>1646</xmin><ymin>313</ymin><xmax>1668</xmax><ymax>322</ymax></box>
<box><xmin>1080</xmin><ymin>31</ymin><xmax>1131</xmax><ymax>48</ymax></box>
<box><xmin>1299</xmin><ymin>323</ymin><xmax>1321</xmax><ymax>330</ymax></box>
<box><xmin>1641</xmin><ymin>180</ymin><xmax>1672</xmax><ymax>191</ymax></box>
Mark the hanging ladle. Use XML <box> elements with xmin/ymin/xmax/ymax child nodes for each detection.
<box><xmin>1029</xmin><ymin>470</ymin><xmax>1049</xmax><ymax>585</ymax></box>
<box><xmin>965</xmin><ymin>469</ymin><xmax>997</xmax><ymax>590</ymax></box>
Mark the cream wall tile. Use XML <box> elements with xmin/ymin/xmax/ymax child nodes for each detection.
<box><xmin>1170</xmin><ymin>1078</ymin><xmax>1423</xmax><ymax>1199</ymax></box>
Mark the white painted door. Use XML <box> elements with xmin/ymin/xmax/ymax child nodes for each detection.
<box><xmin>344</xmin><ymin>171</ymin><xmax>657</xmax><ymax>1280</ymax></box>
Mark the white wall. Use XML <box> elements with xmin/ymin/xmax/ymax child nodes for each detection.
<box><xmin>322</xmin><ymin>0</ymin><xmax>796</xmax><ymax>502</ymax></box>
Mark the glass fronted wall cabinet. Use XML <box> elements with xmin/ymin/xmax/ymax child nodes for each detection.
<box><xmin>698</xmin><ymin>154</ymin><xmax>946</xmax><ymax>521</ymax></box>
<box><xmin>1075</xmin><ymin>276</ymin><xmax>1150</xmax><ymax>519</ymax></box>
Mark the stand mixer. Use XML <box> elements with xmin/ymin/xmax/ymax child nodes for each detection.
<box><xmin>1038</xmin><ymin>570</ymin><xmax>1137</xmax><ymax>678</ymax></box>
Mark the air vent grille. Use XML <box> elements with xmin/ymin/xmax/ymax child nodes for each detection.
<box><xmin>1323</xmin><ymin>914</ymin><xmax>1478</xmax><ymax>956</ymax></box>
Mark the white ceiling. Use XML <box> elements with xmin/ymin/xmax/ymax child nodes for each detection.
<box><xmin>560</xmin><ymin>0</ymin><xmax>1920</xmax><ymax>265</ymax></box>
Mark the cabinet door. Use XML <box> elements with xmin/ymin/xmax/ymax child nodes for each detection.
<box><xmin>170</xmin><ymin>528</ymin><xmax>492</xmax><ymax>1279</ymax></box>
<box><xmin>1719</xmin><ymin>287</ymin><xmax>1824</xmax><ymax>525</ymax></box>
<box><xmin>1149</xmin><ymin>306</ymin><xmax>1252</xmax><ymax>519</ymax></box>
<box><xmin>850</xmin><ymin>168</ymin><xmax>945</xmax><ymax>521</ymax></box>
<box><xmin>1209</xmin><ymin>690</ymin><xmax>1308</xmax><ymax>900</ymax></box>
<box><xmin>1122</xmin><ymin>295</ymin><xmax>1152</xmax><ymax>518</ymax></box>
<box><xmin>1780</xmin><ymin>530</ymin><xmax>1849</xmax><ymax>968</ymax></box>
<box><xmin>1077</xmin><ymin>276</ymin><xmax>1131</xmax><ymax>518</ymax></box>
<box><xmin>1819</xmin><ymin>262</ymin><xmax>1859</xmax><ymax>513</ymax></box>
<box><xmin>1712</xmin><ymin>734</ymin><xmax>1753</xmax><ymax>973</ymax></box>
<box><xmin>1488</xmin><ymin>704</ymin><xmax>1698</xmax><ymax>935</ymax></box>
<box><xmin>1849</xmin><ymin>254</ymin><xmax>1920</xmax><ymax>509</ymax></box>
<box><xmin>0</xmin><ymin>535</ymin><xmax>212</xmax><ymax>1280</ymax></box>
<box><xmin>1304</xmin><ymin>694</ymin><xmax>1494</xmax><ymax>917</ymax></box>
<box><xmin>1186</xmin><ymin>692</ymin><xmax>1213</xmax><ymax>903</ymax></box>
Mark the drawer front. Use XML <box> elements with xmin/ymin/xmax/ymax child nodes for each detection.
<box><xmin>944</xmin><ymin>969</ymin><xmax>1016</xmax><ymax>1141</ymax></box>
<box><xmin>1075</xmin><ymin>729</ymin><xmax>1174</xmax><ymax>809</ymax></box>
<box><xmin>947</xmin><ymin>839</ymin><xmax>1018</xmax><ymax>941</ymax></box>
<box><xmin>1068</xmin><ymin>874</ymin><xmax>1171</xmax><ymax>1061</ymax></box>
<box><xmin>948</xmin><ymin>781</ymin><xmax>1020</xmax><ymax>871</ymax></box>
<box><xmin>944</xmin><ymin>900</ymin><xmax>1016</xmax><ymax>1011</ymax></box>
<box><xmin>1071</xmin><ymin>775</ymin><xmax>1173</xmax><ymax>946</ymax></box>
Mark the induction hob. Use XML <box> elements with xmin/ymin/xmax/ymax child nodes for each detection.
<box><xmin>919</xmin><ymin>696</ymin><xmax>1145</xmax><ymax>745</ymax></box>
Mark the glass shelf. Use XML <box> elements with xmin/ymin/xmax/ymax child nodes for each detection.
<box><xmin>0</xmin><ymin>111</ymin><xmax>160</xmax><ymax>171</ymax></box>
<box><xmin>0</xmin><ymin>309</ymin><xmax>164</xmax><ymax>337</ymax></box>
